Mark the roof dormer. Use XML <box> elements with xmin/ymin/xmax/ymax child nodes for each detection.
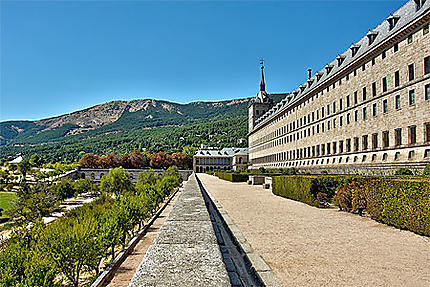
<box><xmin>299</xmin><ymin>84</ymin><xmax>306</xmax><ymax>92</ymax></box>
<box><xmin>307</xmin><ymin>79</ymin><xmax>314</xmax><ymax>87</ymax></box>
<box><xmin>336</xmin><ymin>55</ymin><xmax>346</xmax><ymax>66</ymax></box>
<box><xmin>414</xmin><ymin>0</ymin><xmax>426</xmax><ymax>11</ymax></box>
<box><xmin>350</xmin><ymin>44</ymin><xmax>361</xmax><ymax>57</ymax></box>
<box><xmin>316</xmin><ymin>71</ymin><xmax>324</xmax><ymax>81</ymax></box>
<box><xmin>325</xmin><ymin>64</ymin><xmax>334</xmax><ymax>74</ymax></box>
<box><xmin>366</xmin><ymin>30</ymin><xmax>379</xmax><ymax>45</ymax></box>
<box><xmin>387</xmin><ymin>14</ymin><xmax>400</xmax><ymax>30</ymax></box>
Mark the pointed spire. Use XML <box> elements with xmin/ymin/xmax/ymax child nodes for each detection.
<box><xmin>260</xmin><ymin>59</ymin><xmax>265</xmax><ymax>92</ymax></box>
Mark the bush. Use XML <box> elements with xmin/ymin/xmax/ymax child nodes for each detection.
<box><xmin>334</xmin><ymin>177</ymin><xmax>430</xmax><ymax>236</ymax></box>
<box><xmin>394</xmin><ymin>168</ymin><xmax>413</xmax><ymax>176</ymax></box>
<box><xmin>272</xmin><ymin>175</ymin><xmax>352</xmax><ymax>207</ymax></box>
<box><xmin>216</xmin><ymin>172</ymin><xmax>249</xmax><ymax>182</ymax></box>
<box><xmin>423</xmin><ymin>163</ymin><xmax>430</xmax><ymax>176</ymax></box>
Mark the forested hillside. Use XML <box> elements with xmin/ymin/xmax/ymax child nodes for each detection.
<box><xmin>0</xmin><ymin>95</ymin><xmax>284</xmax><ymax>162</ymax></box>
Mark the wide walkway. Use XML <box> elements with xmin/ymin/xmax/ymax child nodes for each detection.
<box><xmin>197</xmin><ymin>173</ymin><xmax>430</xmax><ymax>287</ymax></box>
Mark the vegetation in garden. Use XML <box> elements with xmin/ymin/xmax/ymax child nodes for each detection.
<box><xmin>333</xmin><ymin>176</ymin><xmax>430</xmax><ymax>236</ymax></box>
<box><xmin>0</xmin><ymin>166</ymin><xmax>182</xmax><ymax>287</ymax></box>
<box><xmin>78</xmin><ymin>149</ymin><xmax>192</xmax><ymax>170</ymax></box>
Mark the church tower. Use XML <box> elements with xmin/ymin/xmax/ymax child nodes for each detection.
<box><xmin>248</xmin><ymin>60</ymin><xmax>273</xmax><ymax>132</ymax></box>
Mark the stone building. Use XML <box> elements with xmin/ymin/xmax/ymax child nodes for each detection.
<box><xmin>193</xmin><ymin>148</ymin><xmax>249</xmax><ymax>172</ymax></box>
<box><xmin>248</xmin><ymin>0</ymin><xmax>430</xmax><ymax>174</ymax></box>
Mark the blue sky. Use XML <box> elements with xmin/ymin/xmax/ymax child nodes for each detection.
<box><xmin>0</xmin><ymin>0</ymin><xmax>405</xmax><ymax>121</ymax></box>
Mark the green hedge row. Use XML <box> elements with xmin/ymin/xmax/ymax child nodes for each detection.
<box><xmin>334</xmin><ymin>177</ymin><xmax>430</xmax><ymax>236</ymax></box>
<box><xmin>216</xmin><ymin>172</ymin><xmax>249</xmax><ymax>182</ymax></box>
<box><xmin>272</xmin><ymin>175</ymin><xmax>352</xmax><ymax>207</ymax></box>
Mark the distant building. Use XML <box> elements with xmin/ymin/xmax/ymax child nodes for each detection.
<box><xmin>193</xmin><ymin>148</ymin><xmax>249</xmax><ymax>172</ymax></box>
<box><xmin>8</xmin><ymin>156</ymin><xmax>23</xmax><ymax>165</ymax></box>
<box><xmin>248</xmin><ymin>0</ymin><xmax>430</xmax><ymax>174</ymax></box>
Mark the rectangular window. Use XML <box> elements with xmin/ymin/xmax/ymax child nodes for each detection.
<box><xmin>327</xmin><ymin>104</ymin><xmax>330</xmax><ymax>115</ymax></box>
<box><xmin>327</xmin><ymin>143</ymin><xmax>331</xmax><ymax>154</ymax></box>
<box><xmin>333</xmin><ymin>118</ymin><xmax>336</xmax><ymax>129</ymax></box>
<box><xmin>362</xmin><ymin>135</ymin><xmax>368</xmax><ymax>150</ymax></box>
<box><xmin>382</xmin><ymin>77</ymin><xmax>387</xmax><ymax>92</ymax></box>
<box><xmin>354</xmin><ymin>137</ymin><xmax>359</xmax><ymax>151</ymax></box>
<box><xmin>339</xmin><ymin>141</ymin><xmax>344</xmax><ymax>153</ymax></box>
<box><xmin>333</xmin><ymin>142</ymin><xmax>337</xmax><ymax>154</ymax></box>
<box><xmin>363</xmin><ymin>107</ymin><xmax>367</xmax><ymax>120</ymax></box>
<box><xmin>394</xmin><ymin>43</ymin><xmax>399</xmax><ymax>52</ymax></box>
<box><xmin>409</xmin><ymin>89</ymin><xmax>415</xmax><ymax>105</ymax></box>
<box><xmin>426</xmin><ymin>123</ymin><xmax>430</xmax><ymax>142</ymax></box>
<box><xmin>340</xmin><ymin>116</ymin><xmax>343</xmax><ymax>127</ymax></box>
<box><xmin>409</xmin><ymin>125</ymin><xmax>416</xmax><ymax>145</ymax></box>
<box><xmin>327</xmin><ymin>121</ymin><xmax>331</xmax><ymax>130</ymax></box>
<box><xmin>395</xmin><ymin>128</ymin><xmax>402</xmax><ymax>146</ymax></box>
<box><xmin>408</xmin><ymin>34</ymin><xmax>413</xmax><ymax>44</ymax></box>
<box><xmin>354</xmin><ymin>91</ymin><xmax>358</xmax><ymax>104</ymax></box>
<box><xmin>339</xmin><ymin>98</ymin><xmax>343</xmax><ymax>110</ymax></box>
<box><xmin>383</xmin><ymin>131</ymin><xmax>389</xmax><ymax>148</ymax></box>
<box><xmin>347</xmin><ymin>113</ymin><xmax>351</xmax><ymax>124</ymax></box>
<box><xmin>372</xmin><ymin>57</ymin><xmax>376</xmax><ymax>65</ymax></box>
<box><xmin>426</xmin><ymin>84</ymin><xmax>430</xmax><ymax>100</ymax></box>
<box><xmin>333</xmin><ymin>102</ymin><xmax>336</xmax><ymax>113</ymax></box>
<box><xmin>346</xmin><ymin>139</ymin><xmax>351</xmax><ymax>152</ymax></box>
<box><xmin>373</xmin><ymin>103</ymin><xmax>377</xmax><ymax>117</ymax></box>
<box><xmin>322</xmin><ymin>107</ymin><xmax>325</xmax><ymax>118</ymax></box>
<box><xmin>346</xmin><ymin>95</ymin><xmax>350</xmax><ymax>107</ymax></box>
<box><xmin>424</xmin><ymin>24</ymin><xmax>429</xmax><ymax>35</ymax></box>
<box><xmin>372</xmin><ymin>82</ymin><xmax>377</xmax><ymax>96</ymax></box>
<box><xmin>354</xmin><ymin>110</ymin><xmax>358</xmax><ymax>122</ymax></box>
<box><xmin>362</xmin><ymin>87</ymin><xmax>367</xmax><ymax>101</ymax></box>
<box><xmin>395</xmin><ymin>95</ymin><xmax>401</xmax><ymax>110</ymax></box>
<box><xmin>395</xmin><ymin>70</ymin><xmax>400</xmax><ymax>87</ymax></box>
<box><xmin>408</xmin><ymin>63</ymin><xmax>415</xmax><ymax>81</ymax></box>
<box><xmin>382</xmin><ymin>50</ymin><xmax>386</xmax><ymax>59</ymax></box>
<box><xmin>372</xmin><ymin>133</ymin><xmax>378</xmax><ymax>149</ymax></box>
<box><xmin>362</xmin><ymin>64</ymin><xmax>365</xmax><ymax>71</ymax></box>
<box><xmin>383</xmin><ymin>99</ymin><xmax>388</xmax><ymax>113</ymax></box>
<box><xmin>425</xmin><ymin>56</ymin><xmax>430</xmax><ymax>75</ymax></box>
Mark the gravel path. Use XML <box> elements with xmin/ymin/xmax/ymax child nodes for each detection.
<box><xmin>197</xmin><ymin>173</ymin><xmax>430</xmax><ymax>287</ymax></box>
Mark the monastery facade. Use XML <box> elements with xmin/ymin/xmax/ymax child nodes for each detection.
<box><xmin>248</xmin><ymin>0</ymin><xmax>430</xmax><ymax>174</ymax></box>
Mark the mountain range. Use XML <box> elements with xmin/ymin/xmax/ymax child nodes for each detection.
<box><xmin>0</xmin><ymin>95</ymin><xmax>284</xmax><ymax>162</ymax></box>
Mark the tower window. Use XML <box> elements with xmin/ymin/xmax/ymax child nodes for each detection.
<box><xmin>395</xmin><ymin>95</ymin><xmax>401</xmax><ymax>110</ymax></box>
<box><xmin>382</xmin><ymin>77</ymin><xmax>387</xmax><ymax>92</ymax></box>
<box><xmin>408</xmin><ymin>63</ymin><xmax>415</xmax><ymax>81</ymax></box>
<box><xmin>383</xmin><ymin>99</ymin><xmax>388</xmax><ymax>113</ymax></box>
<box><xmin>409</xmin><ymin>89</ymin><xmax>415</xmax><ymax>105</ymax></box>
<box><xmin>426</xmin><ymin>84</ymin><xmax>430</xmax><ymax>100</ymax></box>
<box><xmin>424</xmin><ymin>24</ymin><xmax>429</xmax><ymax>35</ymax></box>
<box><xmin>383</xmin><ymin>131</ymin><xmax>390</xmax><ymax>148</ymax></box>
<box><xmin>395</xmin><ymin>70</ymin><xmax>400</xmax><ymax>87</ymax></box>
<box><xmin>424</xmin><ymin>56</ymin><xmax>430</xmax><ymax>74</ymax></box>
<box><xmin>395</xmin><ymin>128</ymin><xmax>402</xmax><ymax>146</ymax></box>
<box><xmin>408</xmin><ymin>34</ymin><xmax>413</xmax><ymax>44</ymax></box>
<box><xmin>409</xmin><ymin>125</ymin><xmax>417</xmax><ymax>145</ymax></box>
<box><xmin>372</xmin><ymin>82</ymin><xmax>377</xmax><ymax>97</ymax></box>
<box><xmin>373</xmin><ymin>103</ymin><xmax>377</xmax><ymax>117</ymax></box>
<box><xmin>394</xmin><ymin>43</ymin><xmax>399</xmax><ymax>52</ymax></box>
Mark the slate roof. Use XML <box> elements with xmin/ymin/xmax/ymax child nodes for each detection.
<box><xmin>254</xmin><ymin>0</ymin><xmax>430</xmax><ymax>129</ymax></box>
<box><xmin>194</xmin><ymin>148</ymin><xmax>248</xmax><ymax>157</ymax></box>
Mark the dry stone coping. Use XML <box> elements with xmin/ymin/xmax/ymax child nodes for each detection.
<box><xmin>128</xmin><ymin>174</ymin><xmax>230</xmax><ymax>287</ymax></box>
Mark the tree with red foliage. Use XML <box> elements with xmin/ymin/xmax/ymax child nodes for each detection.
<box><xmin>129</xmin><ymin>150</ymin><xmax>147</xmax><ymax>169</ymax></box>
<box><xmin>78</xmin><ymin>153</ymin><xmax>100</xmax><ymax>168</ymax></box>
<box><xmin>149</xmin><ymin>152</ymin><xmax>166</xmax><ymax>169</ymax></box>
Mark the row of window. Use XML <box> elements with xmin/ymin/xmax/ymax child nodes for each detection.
<box><xmin>255</xmin><ymin>24</ymin><xmax>429</xmax><ymax>131</ymax></box>
<box><xmin>252</xmin><ymin>123</ymin><xmax>430</xmax><ymax>165</ymax></box>
<box><xmin>250</xmin><ymin>83</ymin><xmax>430</xmax><ymax>152</ymax></box>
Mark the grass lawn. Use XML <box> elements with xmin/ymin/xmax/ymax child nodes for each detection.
<box><xmin>0</xmin><ymin>192</ymin><xmax>17</xmax><ymax>217</ymax></box>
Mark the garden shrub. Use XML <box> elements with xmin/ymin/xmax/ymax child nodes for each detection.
<box><xmin>334</xmin><ymin>177</ymin><xmax>430</xmax><ymax>236</ymax></box>
<box><xmin>394</xmin><ymin>168</ymin><xmax>413</xmax><ymax>176</ymax></box>
<box><xmin>423</xmin><ymin>163</ymin><xmax>430</xmax><ymax>176</ymax></box>
<box><xmin>216</xmin><ymin>172</ymin><xmax>249</xmax><ymax>182</ymax></box>
<box><xmin>272</xmin><ymin>175</ymin><xmax>352</xmax><ymax>207</ymax></box>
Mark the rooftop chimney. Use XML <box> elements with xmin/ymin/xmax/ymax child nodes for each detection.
<box><xmin>307</xmin><ymin>69</ymin><xmax>312</xmax><ymax>80</ymax></box>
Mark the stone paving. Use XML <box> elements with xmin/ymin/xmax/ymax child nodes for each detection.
<box><xmin>128</xmin><ymin>174</ymin><xmax>231</xmax><ymax>287</ymax></box>
<box><xmin>197</xmin><ymin>173</ymin><xmax>430</xmax><ymax>287</ymax></box>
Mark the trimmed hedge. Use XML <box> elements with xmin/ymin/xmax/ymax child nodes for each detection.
<box><xmin>334</xmin><ymin>177</ymin><xmax>430</xmax><ymax>236</ymax></box>
<box><xmin>272</xmin><ymin>175</ymin><xmax>352</xmax><ymax>207</ymax></box>
<box><xmin>216</xmin><ymin>172</ymin><xmax>249</xmax><ymax>182</ymax></box>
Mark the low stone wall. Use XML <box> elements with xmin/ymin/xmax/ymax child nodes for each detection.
<box><xmin>74</xmin><ymin>167</ymin><xmax>192</xmax><ymax>183</ymax></box>
<box><xmin>248</xmin><ymin>175</ymin><xmax>266</xmax><ymax>185</ymax></box>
